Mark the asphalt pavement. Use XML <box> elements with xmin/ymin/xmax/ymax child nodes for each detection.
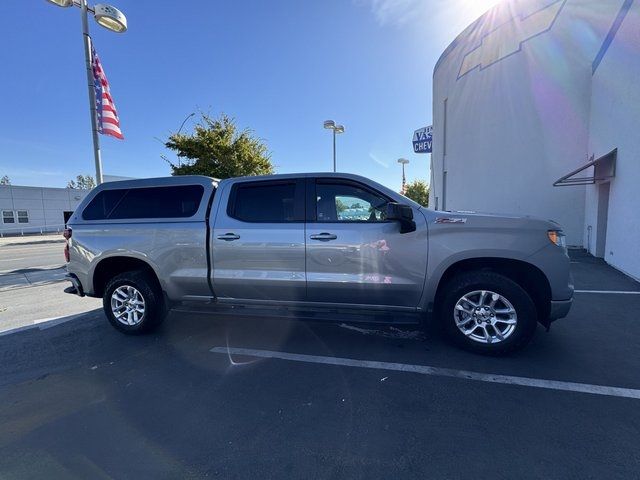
<box><xmin>0</xmin><ymin>236</ymin><xmax>99</xmax><ymax>333</ymax></box>
<box><xmin>0</xmin><ymin>235</ymin><xmax>65</xmax><ymax>273</ymax></box>
<box><xmin>0</xmin><ymin>282</ymin><xmax>101</xmax><ymax>334</ymax></box>
<box><xmin>0</xmin><ymin>249</ymin><xmax>639</xmax><ymax>478</ymax></box>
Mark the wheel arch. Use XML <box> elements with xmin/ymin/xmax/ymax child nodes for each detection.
<box><xmin>432</xmin><ymin>257</ymin><xmax>552</xmax><ymax>325</ymax></box>
<box><xmin>92</xmin><ymin>255</ymin><xmax>163</xmax><ymax>298</ymax></box>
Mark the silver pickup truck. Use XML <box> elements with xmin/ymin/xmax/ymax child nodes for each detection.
<box><xmin>64</xmin><ymin>173</ymin><xmax>573</xmax><ymax>355</ymax></box>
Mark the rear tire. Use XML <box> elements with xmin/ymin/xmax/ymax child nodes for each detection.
<box><xmin>103</xmin><ymin>270</ymin><xmax>166</xmax><ymax>335</ymax></box>
<box><xmin>438</xmin><ymin>271</ymin><xmax>537</xmax><ymax>355</ymax></box>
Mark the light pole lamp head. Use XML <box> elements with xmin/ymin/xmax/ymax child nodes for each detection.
<box><xmin>94</xmin><ymin>4</ymin><xmax>128</xmax><ymax>33</ymax></box>
<box><xmin>324</xmin><ymin>120</ymin><xmax>336</xmax><ymax>130</ymax></box>
<box><xmin>45</xmin><ymin>0</ymin><xmax>73</xmax><ymax>6</ymax></box>
<box><xmin>334</xmin><ymin>125</ymin><xmax>345</xmax><ymax>134</ymax></box>
<box><xmin>397</xmin><ymin>158</ymin><xmax>409</xmax><ymax>165</ymax></box>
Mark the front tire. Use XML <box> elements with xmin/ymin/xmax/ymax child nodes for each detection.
<box><xmin>439</xmin><ymin>271</ymin><xmax>537</xmax><ymax>355</ymax></box>
<box><xmin>103</xmin><ymin>270</ymin><xmax>166</xmax><ymax>335</ymax></box>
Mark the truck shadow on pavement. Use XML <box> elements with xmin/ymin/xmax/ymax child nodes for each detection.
<box><xmin>2</xmin><ymin>299</ymin><xmax>640</xmax><ymax>479</ymax></box>
<box><xmin>2</xmin><ymin>250</ymin><xmax>640</xmax><ymax>478</ymax></box>
<box><xmin>3</xmin><ymin>284</ymin><xmax>640</xmax><ymax>392</ymax></box>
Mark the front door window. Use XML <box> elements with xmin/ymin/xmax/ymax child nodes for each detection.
<box><xmin>316</xmin><ymin>183</ymin><xmax>388</xmax><ymax>222</ymax></box>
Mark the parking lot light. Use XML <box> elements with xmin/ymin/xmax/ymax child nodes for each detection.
<box><xmin>93</xmin><ymin>4</ymin><xmax>128</xmax><ymax>33</ymax></box>
<box><xmin>44</xmin><ymin>0</ymin><xmax>128</xmax><ymax>184</ymax></box>
<box><xmin>46</xmin><ymin>0</ymin><xmax>74</xmax><ymax>6</ymax></box>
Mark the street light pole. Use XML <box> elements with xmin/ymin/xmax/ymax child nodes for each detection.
<box><xmin>397</xmin><ymin>158</ymin><xmax>409</xmax><ymax>193</ymax></box>
<box><xmin>324</xmin><ymin>120</ymin><xmax>345</xmax><ymax>172</ymax></box>
<box><xmin>46</xmin><ymin>0</ymin><xmax>128</xmax><ymax>186</ymax></box>
<box><xmin>332</xmin><ymin>129</ymin><xmax>336</xmax><ymax>173</ymax></box>
<box><xmin>176</xmin><ymin>112</ymin><xmax>195</xmax><ymax>167</ymax></box>
<box><xmin>177</xmin><ymin>112</ymin><xmax>196</xmax><ymax>135</ymax></box>
<box><xmin>80</xmin><ymin>0</ymin><xmax>103</xmax><ymax>184</ymax></box>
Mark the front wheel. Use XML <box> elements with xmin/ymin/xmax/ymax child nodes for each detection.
<box><xmin>103</xmin><ymin>270</ymin><xmax>166</xmax><ymax>335</ymax></box>
<box><xmin>439</xmin><ymin>271</ymin><xmax>538</xmax><ymax>355</ymax></box>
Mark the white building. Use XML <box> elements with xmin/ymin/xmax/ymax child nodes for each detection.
<box><xmin>430</xmin><ymin>0</ymin><xmax>639</xmax><ymax>280</ymax></box>
<box><xmin>0</xmin><ymin>185</ymin><xmax>90</xmax><ymax>236</ymax></box>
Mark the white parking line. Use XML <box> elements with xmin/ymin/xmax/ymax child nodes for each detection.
<box><xmin>574</xmin><ymin>290</ymin><xmax>640</xmax><ymax>294</ymax></box>
<box><xmin>210</xmin><ymin>346</ymin><xmax>640</xmax><ymax>400</ymax></box>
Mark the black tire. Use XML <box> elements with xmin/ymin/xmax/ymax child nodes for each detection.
<box><xmin>103</xmin><ymin>270</ymin><xmax>167</xmax><ymax>335</ymax></box>
<box><xmin>438</xmin><ymin>271</ymin><xmax>537</xmax><ymax>355</ymax></box>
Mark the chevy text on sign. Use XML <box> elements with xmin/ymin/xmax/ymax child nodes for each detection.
<box><xmin>413</xmin><ymin>126</ymin><xmax>432</xmax><ymax>153</ymax></box>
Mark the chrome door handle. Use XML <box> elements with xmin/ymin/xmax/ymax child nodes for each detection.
<box><xmin>217</xmin><ymin>233</ymin><xmax>240</xmax><ymax>241</ymax></box>
<box><xmin>310</xmin><ymin>233</ymin><xmax>337</xmax><ymax>241</ymax></box>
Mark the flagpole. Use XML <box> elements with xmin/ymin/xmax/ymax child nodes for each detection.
<box><xmin>80</xmin><ymin>0</ymin><xmax>104</xmax><ymax>185</ymax></box>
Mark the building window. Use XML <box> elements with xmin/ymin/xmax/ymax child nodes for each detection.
<box><xmin>2</xmin><ymin>210</ymin><xmax>15</xmax><ymax>224</ymax></box>
<box><xmin>17</xmin><ymin>211</ymin><xmax>29</xmax><ymax>224</ymax></box>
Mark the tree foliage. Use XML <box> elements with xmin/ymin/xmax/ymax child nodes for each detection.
<box><xmin>165</xmin><ymin>113</ymin><xmax>274</xmax><ymax>179</ymax></box>
<box><xmin>404</xmin><ymin>179</ymin><xmax>429</xmax><ymax>207</ymax></box>
<box><xmin>0</xmin><ymin>175</ymin><xmax>10</xmax><ymax>186</ymax></box>
<box><xmin>67</xmin><ymin>175</ymin><xmax>96</xmax><ymax>190</ymax></box>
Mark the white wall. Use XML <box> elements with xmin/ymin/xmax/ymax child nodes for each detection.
<box><xmin>0</xmin><ymin>185</ymin><xmax>89</xmax><ymax>234</ymax></box>
<box><xmin>586</xmin><ymin>0</ymin><xmax>640</xmax><ymax>279</ymax></box>
<box><xmin>430</xmin><ymin>0</ymin><xmax>631</xmax><ymax>246</ymax></box>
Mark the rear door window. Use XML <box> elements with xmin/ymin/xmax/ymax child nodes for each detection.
<box><xmin>229</xmin><ymin>181</ymin><xmax>302</xmax><ymax>222</ymax></box>
<box><xmin>82</xmin><ymin>185</ymin><xmax>205</xmax><ymax>220</ymax></box>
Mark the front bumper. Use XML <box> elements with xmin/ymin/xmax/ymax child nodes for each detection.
<box><xmin>549</xmin><ymin>298</ymin><xmax>572</xmax><ymax>321</ymax></box>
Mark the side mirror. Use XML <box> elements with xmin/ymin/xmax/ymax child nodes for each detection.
<box><xmin>386</xmin><ymin>202</ymin><xmax>416</xmax><ymax>233</ymax></box>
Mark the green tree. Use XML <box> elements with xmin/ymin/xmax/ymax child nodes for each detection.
<box><xmin>404</xmin><ymin>179</ymin><xmax>429</xmax><ymax>207</ymax></box>
<box><xmin>67</xmin><ymin>175</ymin><xmax>95</xmax><ymax>190</ymax></box>
<box><xmin>165</xmin><ymin>113</ymin><xmax>274</xmax><ymax>178</ymax></box>
<box><xmin>0</xmin><ymin>175</ymin><xmax>10</xmax><ymax>186</ymax></box>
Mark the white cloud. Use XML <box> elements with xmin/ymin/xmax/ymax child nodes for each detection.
<box><xmin>369</xmin><ymin>151</ymin><xmax>389</xmax><ymax>168</ymax></box>
<box><xmin>357</xmin><ymin>0</ymin><xmax>505</xmax><ymax>34</ymax></box>
<box><xmin>358</xmin><ymin>0</ymin><xmax>427</xmax><ymax>26</ymax></box>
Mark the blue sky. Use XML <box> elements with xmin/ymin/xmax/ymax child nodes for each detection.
<box><xmin>0</xmin><ymin>0</ymin><xmax>498</xmax><ymax>190</ymax></box>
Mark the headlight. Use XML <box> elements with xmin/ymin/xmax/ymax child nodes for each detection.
<box><xmin>547</xmin><ymin>230</ymin><xmax>566</xmax><ymax>248</ymax></box>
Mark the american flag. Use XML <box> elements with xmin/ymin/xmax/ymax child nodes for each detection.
<box><xmin>91</xmin><ymin>44</ymin><xmax>123</xmax><ymax>140</ymax></box>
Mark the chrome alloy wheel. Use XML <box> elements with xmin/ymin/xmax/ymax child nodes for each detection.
<box><xmin>453</xmin><ymin>290</ymin><xmax>517</xmax><ymax>344</ymax></box>
<box><xmin>111</xmin><ymin>285</ymin><xmax>146</xmax><ymax>326</ymax></box>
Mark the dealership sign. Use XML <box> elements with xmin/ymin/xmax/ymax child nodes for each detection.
<box><xmin>413</xmin><ymin>126</ymin><xmax>432</xmax><ymax>153</ymax></box>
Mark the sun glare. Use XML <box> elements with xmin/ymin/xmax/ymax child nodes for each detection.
<box><xmin>457</xmin><ymin>0</ymin><xmax>504</xmax><ymax>21</ymax></box>
<box><xmin>433</xmin><ymin>0</ymin><xmax>506</xmax><ymax>41</ymax></box>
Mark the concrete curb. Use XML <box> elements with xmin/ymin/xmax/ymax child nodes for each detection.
<box><xmin>0</xmin><ymin>234</ymin><xmax>65</xmax><ymax>246</ymax></box>
<box><xmin>0</xmin><ymin>267</ymin><xmax>67</xmax><ymax>291</ymax></box>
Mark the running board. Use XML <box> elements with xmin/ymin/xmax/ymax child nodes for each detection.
<box><xmin>173</xmin><ymin>302</ymin><xmax>421</xmax><ymax>325</ymax></box>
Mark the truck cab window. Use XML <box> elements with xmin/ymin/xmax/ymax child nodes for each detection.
<box><xmin>230</xmin><ymin>182</ymin><xmax>297</xmax><ymax>223</ymax></box>
<box><xmin>316</xmin><ymin>183</ymin><xmax>388</xmax><ymax>222</ymax></box>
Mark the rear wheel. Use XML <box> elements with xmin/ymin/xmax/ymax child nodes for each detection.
<box><xmin>439</xmin><ymin>271</ymin><xmax>537</xmax><ymax>355</ymax></box>
<box><xmin>103</xmin><ymin>270</ymin><xmax>166</xmax><ymax>334</ymax></box>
